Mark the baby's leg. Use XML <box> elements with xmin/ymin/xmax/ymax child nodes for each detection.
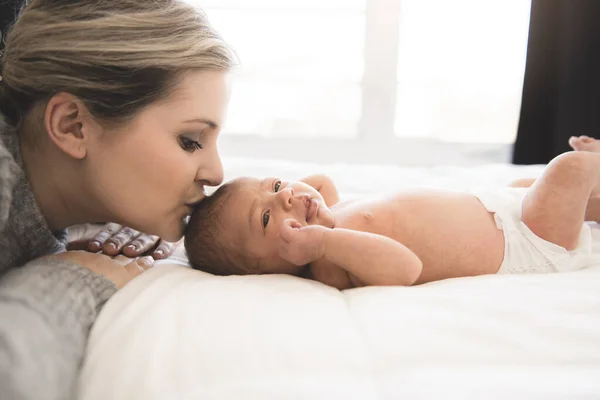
<box><xmin>510</xmin><ymin>178</ymin><xmax>600</xmax><ymax>222</ymax></box>
<box><xmin>521</xmin><ymin>151</ymin><xmax>600</xmax><ymax>250</ymax></box>
<box><xmin>585</xmin><ymin>196</ymin><xmax>600</xmax><ymax>222</ymax></box>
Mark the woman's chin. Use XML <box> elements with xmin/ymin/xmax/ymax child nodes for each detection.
<box><xmin>152</xmin><ymin>219</ymin><xmax>185</xmax><ymax>243</ymax></box>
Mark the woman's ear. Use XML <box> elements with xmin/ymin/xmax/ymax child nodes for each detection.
<box><xmin>44</xmin><ymin>92</ymin><xmax>97</xmax><ymax>159</ymax></box>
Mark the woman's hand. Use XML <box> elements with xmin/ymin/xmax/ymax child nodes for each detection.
<box><xmin>68</xmin><ymin>223</ymin><xmax>178</xmax><ymax>259</ymax></box>
<box><xmin>46</xmin><ymin>251</ymin><xmax>154</xmax><ymax>289</ymax></box>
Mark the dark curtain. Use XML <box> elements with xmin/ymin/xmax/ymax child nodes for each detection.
<box><xmin>513</xmin><ymin>0</ymin><xmax>600</xmax><ymax>164</ymax></box>
<box><xmin>0</xmin><ymin>0</ymin><xmax>23</xmax><ymax>51</ymax></box>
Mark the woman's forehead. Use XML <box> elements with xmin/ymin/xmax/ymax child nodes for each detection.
<box><xmin>156</xmin><ymin>70</ymin><xmax>230</xmax><ymax>122</ymax></box>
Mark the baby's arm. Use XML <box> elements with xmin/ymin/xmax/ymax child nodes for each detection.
<box><xmin>300</xmin><ymin>175</ymin><xmax>340</xmax><ymax>206</ymax></box>
<box><xmin>316</xmin><ymin>228</ymin><xmax>422</xmax><ymax>288</ymax></box>
<box><xmin>279</xmin><ymin>220</ymin><xmax>422</xmax><ymax>289</ymax></box>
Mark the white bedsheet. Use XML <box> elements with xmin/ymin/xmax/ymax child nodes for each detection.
<box><xmin>78</xmin><ymin>159</ymin><xmax>600</xmax><ymax>400</ymax></box>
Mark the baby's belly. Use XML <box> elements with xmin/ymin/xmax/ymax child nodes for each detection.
<box><xmin>338</xmin><ymin>190</ymin><xmax>506</xmax><ymax>284</ymax></box>
<box><xmin>409</xmin><ymin>206</ymin><xmax>506</xmax><ymax>284</ymax></box>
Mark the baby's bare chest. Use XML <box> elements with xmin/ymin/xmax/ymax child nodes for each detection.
<box><xmin>332</xmin><ymin>190</ymin><xmax>505</xmax><ymax>281</ymax></box>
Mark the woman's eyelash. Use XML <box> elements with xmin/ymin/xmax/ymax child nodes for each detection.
<box><xmin>179</xmin><ymin>136</ymin><xmax>204</xmax><ymax>152</ymax></box>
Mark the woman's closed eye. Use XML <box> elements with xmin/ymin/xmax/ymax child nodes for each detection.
<box><xmin>178</xmin><ymin>135</ymin><xmax>204</xmax><ymax>152</ymax></box>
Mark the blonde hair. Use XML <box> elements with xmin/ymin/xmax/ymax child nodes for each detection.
<box><xmin>0</xmin><ymin>0</ymin><xmax>236</xmax><ymax>130</ymax></box>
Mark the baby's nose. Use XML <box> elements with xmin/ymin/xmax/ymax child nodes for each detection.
<box><xmin>278</xmin><ymin>187</ymin><xmax>295</xmax><ymax>207</ymax></box>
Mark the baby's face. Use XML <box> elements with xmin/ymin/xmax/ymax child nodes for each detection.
<box><xmin>224</xmin><ymin>177</ymin><xmax>334</xmax><ymax>274</ymax></box>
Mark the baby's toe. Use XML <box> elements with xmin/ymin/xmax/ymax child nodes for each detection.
<box><xmin>569</xmin><ymin>135</ymin><xmax>600</xmax><ymax>152</ymax></box>
<box><xmin>569</xmin><ymin>136</ymin><xmax>584</xmax><ymax>150</ymax></box>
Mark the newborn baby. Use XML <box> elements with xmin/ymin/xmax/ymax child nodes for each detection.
<box><xmin>185</xmin><ymin>151</ymin><xmax>600</xmax><ymax>289</ymax></box>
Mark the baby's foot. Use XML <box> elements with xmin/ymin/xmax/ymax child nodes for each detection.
<box><xmin>569</xmin><ymin>135</ymin><xmax>600</xmax><ymax>153</ymax></box>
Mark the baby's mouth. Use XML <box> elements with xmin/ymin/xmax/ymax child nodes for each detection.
<box><xmin>305</xmin><ymin>198</ymin><xmax>319</xmax><ymax>223</ymax></box>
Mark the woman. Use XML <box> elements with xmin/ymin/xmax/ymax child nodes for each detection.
<box><xmin>0</xmin><ymin>1</ymin><xmax>235</xmax><ymax>398</ymax></box>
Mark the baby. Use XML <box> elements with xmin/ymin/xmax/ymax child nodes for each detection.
<box><xmin>184</xmin><ymin>149</ymin><xmax>600</xmax><ymax>289</ymax></box>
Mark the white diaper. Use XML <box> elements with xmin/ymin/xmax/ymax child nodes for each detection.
<box><xmin>471</xmin><ymin>187</ymin><xmax>593</xmax><ymax>274</ymax></box>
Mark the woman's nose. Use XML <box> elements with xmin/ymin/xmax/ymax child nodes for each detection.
<box><xmin>195</xmin><ymin>147</ymin><xmax>224</xmax><ymax>186</ymax></box>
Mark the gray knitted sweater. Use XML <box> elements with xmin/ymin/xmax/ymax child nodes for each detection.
<box><xmin>0</xmin><ymin>122</ymin><xmax>117</xmax><ymax>400</ymax></box>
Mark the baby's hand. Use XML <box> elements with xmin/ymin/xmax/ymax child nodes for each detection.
<box><xmin>278</xmin><ymin>219</ymin><xmax>328</xmax><ymax>266</ymax></box>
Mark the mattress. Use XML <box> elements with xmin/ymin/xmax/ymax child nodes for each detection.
<box><xmin>77</xmin><ymin>158</ymin><xmax>600</xmax><ymax>400</ymax></box>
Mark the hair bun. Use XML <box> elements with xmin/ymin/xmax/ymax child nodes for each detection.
<box><xmin>0</xmin><ymin>81</ymin><xmax>21</xmax><ymax>128</ymax></box>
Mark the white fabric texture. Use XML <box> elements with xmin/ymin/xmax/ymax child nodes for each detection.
<box><xmin>78</xmin><ymin>159</ymin><xmax>600</xmax><ymax>400</ymax></box>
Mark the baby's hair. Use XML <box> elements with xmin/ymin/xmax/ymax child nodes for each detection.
<box><xmin>184</xmin><ymin>180</ymin><xmax>259</xmax><ymax>276</ymax></box>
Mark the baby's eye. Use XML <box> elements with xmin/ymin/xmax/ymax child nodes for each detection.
<box><xmin>274</xmin><ymin>180</ymin><xmax>281</xmax><ymax>192</ymax></box>
<box><xmin>262</xmin><ymin>211</ymin><xmax>270</xmax><ymax>228</ymax></box>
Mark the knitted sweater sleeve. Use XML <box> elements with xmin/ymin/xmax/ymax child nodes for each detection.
<box><xmin>0</xmin><ymin>119</ymin><xmax>118</xmax><ymax>399</ymax></box>
<box><xmin>0</xmin><ymin>259</ymin><xmax>116</xmax><ymax>400</ymax></box>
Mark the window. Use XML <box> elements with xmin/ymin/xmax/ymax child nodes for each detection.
<box><xmin>186</xmin><ymin>0</ymin><xmax>532</xmax><ymax>164</ymax></box>
<box><xmin>395</xmin><ymin>0</ymin><xmax>531</xmax><ymax>144</ymax></box>
<box><xmin>199</xmin><ymin>0</ymin><xmax>366</xmax><ymax>138</ymax></box>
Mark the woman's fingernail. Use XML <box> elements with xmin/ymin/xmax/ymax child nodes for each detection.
<box><xmin>139</xmin><ymin>256</ymin><xmax>154</xmax><ymax>268</ymax></box>
<box><xmin>89</xmin><ymin>241</ymin><xmax>101</xmax><ymax>251</ymax></box>
<box><xmin>105</xmin><ymin>242</ymin><xmax>117</xmax><ymax>251</ymax></box>
<box><xmin>125</xmin><ymin>244</ymin><xmax>137</xmax><ymax>251</ymax></box>
<box><xmin>155</xmin><ymin>249</ymin><xmax>164</xmax><ymax>258</ymax></box>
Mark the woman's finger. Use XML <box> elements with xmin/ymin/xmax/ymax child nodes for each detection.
<box><xmin>67</xmin><ymin>239</ymin><xmax>91</xmax><ymax>251</ymax></box>
<box><xmin>87</xmin><ymin>223</ymin><xmax>123</xmax><ymax>252</ymax></box>
<box><xmin>112</xmin><ymin>254</ymin><xmax>133</xmax><ymax>266</ymax></box>
<box><xmin>122</xmin><ymin>234</ymin><xmax>160</xmax><ymax>257</ymax></box>
<box><xmin>152</xmin><ymin>239</ymin><xmax>178</xmax><ymax>259</ymax></box>
<box><xmin>124</xmin><ymin>256</ymin><xmax>155</xmax><ymax>274</ymax></box>
<box><xmin>102</xmin><ymin>227</ymin><xmax>141</xmax><ymax>256</ymax></box>
<box><xmin>108</xmin><ymin>256</ymin><xmax>154</xmax><ymax>289</ymax></box>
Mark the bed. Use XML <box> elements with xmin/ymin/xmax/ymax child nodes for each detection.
<box><xmin>77</xmin><ymin>158</ymin><xmax>600</xmax><ymax>400</ymax></box>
